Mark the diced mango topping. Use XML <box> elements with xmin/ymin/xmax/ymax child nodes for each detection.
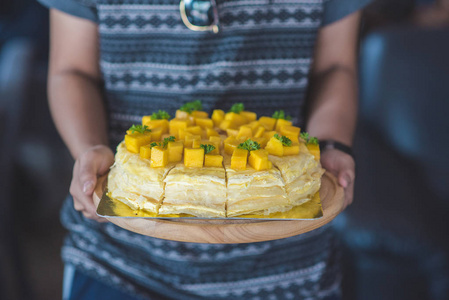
<box><xmin>125</xmin><ymin>133</ymin><xmax>152</xmax><ymax>153</ymax></box>
<box><xmin>206</xmin><ymin>127</ymin><xmax>220</xmax><ymax>138</ymax></box>
<box><xmin>184</xmin><ymin>148</ymin><xmax>204</xmax><ymax>168</ymax></box>
<box><xmin>254</xmin><ymin>126</ymin><xmax>265</xmax><ymax>138</ymax></box>
<box><xmin>265</xmin><ymin>136</ymin><xmax>284</xmax><ymax>156</ymax></box>
<box><xmin>307</xmin><ymin>143</ymin><xmax>320</xmax><ymax>161</ymax></box>
<box><xmin>192</xmin><ymin>140</ymin><xmax>220</xmax><ymax>155</ymax></box>
<box><xmin>175</xmin><ymin>110</ymin><xmax>190</xmax><ymax>119</ymax></box>
<box><xmin>248</xmin><ymin>149</ymin><xmax>271</xmax><ymax>171</ymax></box>
<box><xmin>167</xmin><ymin>141</ymin><xmax>184</xmax><ymax>162</ymax></box>
<box><xmin>150</xmin><ymin>127</ymin><xmax>163</xmax><ymax>141</ymax></box>
<box><xmin>195</xmin><ymin>118</ymin><xmax>214</xmax><ymax>129</ymax></box>
<box><xmin>275</xmin><ymin>119</ymin><xmax>292</xmax><ymax>132</ymax></box>
<box><xmin>259</xmin><ymin>117</ymin><xmax>277</xmax><ymax>131</ymax></box>
<box><xmin>240</xmin><ymin>111</ymin><xmax>257</xmax><ymax>122</ymax></box>
<box><xmin>139</xmin><ymin>144</ymin><xmax>152</xmax><ymax>160</ymax></box>
<box><xmin>169</xmin><ymin>119</ymin><xmax>189</xmax><ymax>138</ymax></box>
<box><xmin>237</xmin><ymin>125</ymin><xmax>253</xmax><ymax>139</ymax></box>
<box><xmin>151</xmin><ymin>146</ymin><xmax>168</xmax><ymax>168</ymax></box>
<box><xmin>219</xmin><ymin>119</ymin><xmax>236</xmax><ymax>131</ymax></box>
<box><xmin>224</xmin><ymin>112</ymin><xmax>247</xmax><ymax>126</ymax></box>
<box><xmin>224</xmin><ymin>136</ymin><xmax>240</xmax><ymax>155</ymax></box>
<box><xmin>142</xmin><ymin>119</ymin><xmax>169</xmax><ymax>134</ymax></box>
<box><xmin>231</xmin><ymin>148</ymin><xmax>248</xmax><ymax>170</ymax></box>
<box><xmin>191</xmin><ymin>110</ymin><xmax>209</xmax><ymax>119</ymax></box>
<box><xmin>204</xmin><ymin>154</ymin><xmax>223</xmax><ymax>167</ymax></box>
<box><xmin>211</xmin><ymin>109</ymin><xmax>225</xmax><ymax>127</ymax></box>
<box><xmin>184</xmin><ymin>134</ymin><xmax>201</xmax><ymax>148</ymax></box>
<box><xmin>283</xmin><ymin>143</ymin><xmax>300</xmax><ymax>156</ymax></box>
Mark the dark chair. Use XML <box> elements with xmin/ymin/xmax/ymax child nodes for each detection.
<box><xmin>336</xmin><ymin>26</ymin><xmax>449</xmax><ymax>300</ymax></box>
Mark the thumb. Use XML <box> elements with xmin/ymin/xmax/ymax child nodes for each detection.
<box><xmin>79</xmin><ymin>158</ymin><xmax>98</xmax><ymax>195</ymax></box>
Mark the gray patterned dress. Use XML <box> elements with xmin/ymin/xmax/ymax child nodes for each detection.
<box><xmin>39</xmin><ymin>0</ymin><xmax>370</xmax><ymax>298</ymax></box>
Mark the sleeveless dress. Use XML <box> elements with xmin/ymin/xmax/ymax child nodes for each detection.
<box><xmin>39</xmin><ymin>0</ymin><xmax>371</xmax><ymax>298</ymax></box>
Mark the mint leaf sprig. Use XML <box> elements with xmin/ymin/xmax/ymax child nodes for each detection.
<box><xmin>300</xmin><ymin>132</ymin><xmax>319</xmax><ymax>145</ymax></box>
<box><xmin>228</xmin><ymin>103</ymin><xmax>244</xmax><ymax>114</ymax></box>
<box><xmin>272</xmin><ymin>110</ymin><xmax>292</xmax><ymax>121</ymax></box>
<box><xmin>179</xmin><ymin>100</ymin><xmax>203</xmax><ymax>114</ymax></box>
<box><xmin>150</xmin><ymin>136</ymin><xmax>176</xmax><ymax>148</ymax></box>
<box><xmin>238</xmin><ymin>139</ymin><xmax>261</xmax><ymax>151</ymax></box>
<box><xmin>151</xmin><ymin>110</ymin><xmax>171</xmax><ymax>120</ymax></box>
<box><xmin>274</xmin><ymin>134</ymin><xmax>292</xmax><ymax>147</ymax></box>
<box><xmin>200</xmin><ymin>144</ymin><xmax>216</xmax><ymax>155</ymax></box>
<box><xmin>129</xmin><ymin>124</ymin><xmax>151</xmax><ymax>134</ymax></box>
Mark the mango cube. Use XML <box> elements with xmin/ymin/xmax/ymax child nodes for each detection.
<box><xmin>248</xmin><ymin>149</ymin><xmax>271</xmax><ymax>171</ymax></box>
<box><xmin>178</xmin><ymin>128</ymin><xmax>190</xmax><ymax>140</ymax></box>
<box><xmin>224</xmin><ymin>112</ymin><xmax>247</xmax><ymax>126</ymax></box>
<box><xmin>209</xmin><ymin>136</ymin><xmax>223</xmax><ymax>149</ymax></box>
<box><xmin>206</xmin><ymin>127</ymin><xmax>220</xmax><ymax>138</ymax></box>
<box><xmin>175</xmin><ymin>110</ymin><xmax>190</xmax><ymax>119</ymax></box>
<box><xmin>169</xmin><ymin>119</ymin><xmax>189</xmax><ymax>138</ymax></box>
<box><xmin>307</xmin><ymin>143</ymin><xmax>320</xmax><ymax>161</ymax></box>
<box><xmin>280</xmin><ymin>125</ymin><xmax>300</xmax><ymax>143</ymax></box>
<box><xmin>254</xmin><ymin>126</ymin><xmax>265</xmax><ymax>138</ymax></box>
<box><xmin>195</xmin><ymin>118</ymin><xmax>214</xmax><ymax>129</ymax></box>
<box><xmin>151</xmin><ymin>146</ymin><xmax>168</xmax><ymax>168</ymax></box>
<box><xmin>204</xmin><ymin>154</ymin><xmax>223</xmax><ymax>167</ymax></box>
<box><xmin>211</xmin><ymin>109</ymin><xmax>225</xmax><ymax>127</ymax></box>
<box><xmin>139</xmin><ymin>144</ymin><xmax>152</xmax><ymax>160</ymax></box>
<box><xmin>184</xmin><ymin>148</ymin><xmax>204</xmax><ymax>168</ymax></box>
<box><xmin>142</xmin><ymin>119</ymin><xmax>169</xmax><ymax>134</ymax></box>
<box><xmin>263</xmin><ymin>130</ymin><xmax>277</xmax><ymax>140</ymax></box>
<box><xmin>275</xmin><ymin>119</ymin><xmax>292</xmax><ymax>131</ymax></box>
<box><xmin>240</xmin><ymin>111</ymin><xmax>257</xmax><ymax>122</ymax></box>
<box><xmin>125</xmin><ymin>133</ymin><xmax>152</xmax><ymax>153</ymax></box>
<box><xmin>219</xmin><ymin>119</ymin><xmax>237</xmax><ymax>131</ymax></box>
<box><xmin>184</xmin><ymin>134</ymin><xmax>201</xmax><ymax>148</ymax></box>
<box><xmin>231</xmin><ymin>148</ymin><xmax>248</xmax><ymax>170</ymax></box>
<box><xmin>224</xmin><ymin>136</ymin><xmax>240</xmax><ymax>155</ymax></box>
<box><xmin>192</xmin><ymin>140</ymin><xmax>220</xmax><ymax>155</ymax></box>
<box><xmin>237</xmin><ymin>125</ymin><xmax>253</xmax><ymax>139</ymax></box>
<box><xmin>167</xmin><ymin>141</ymin><xmax>184</xmax><ymax>162</ymax></box>
<box><xmin>265</xmin><ymin>136</ymin><xmax>284</xmax><ymax>156</ymax></box>
<box><xmin>283</xmin><ymin>143</ymin><xmax>300</xmax><ymax>156</ymax></box>
<box><xmin>259</xmin><ymin>117</ymin><xmax>277</xmax><ymax>131</ymax></box>
<box><xmin>252</xmin><ymin>137</ymin><xmax>267</xmax><ymax>148</ymax></box>
<box><xmin>226</xmin><ymin>128</ymin><xmax>239</xmax><ymax>137</ymax></box>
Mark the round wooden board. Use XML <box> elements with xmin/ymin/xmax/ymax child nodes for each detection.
<box><xmin>93</xmin><ymin>171</ymin><xmax>344</xmax><ymax>244</ymax></box>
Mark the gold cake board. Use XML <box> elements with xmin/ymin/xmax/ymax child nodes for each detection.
<box><xmin>94</xmin><ymin>171</ymin><xmax>344</xmax><ymax>243</ymax></box>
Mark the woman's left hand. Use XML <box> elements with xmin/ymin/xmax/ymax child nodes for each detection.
<box><xmin>320</xmin><ymin>149</ymin><xmax>355</xmax><ymax>209</ymax></box>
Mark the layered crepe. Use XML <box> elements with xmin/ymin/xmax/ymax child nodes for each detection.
<box><xmin>224</xmin><ymin>155</ymin><xmax>290</xmax><ymax>217</ymax></box>
<box><xmin>269</xmin><ymin>144</ymin><xmax>324</xmax><ymax>207</ymax></box>
<box><xmin>107</xmin><ymin>142</ymin><xmax>175</xmax><ymax>213</ymax></box>
<box><xmin>160</xmin><ymin>164</ymin><xmax>227</xmax><ymax>217</ymax></box>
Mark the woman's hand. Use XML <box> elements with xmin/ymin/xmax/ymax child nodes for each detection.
<box><xmin>69</xmin><ymin>145</ymin><xmax>114</xmax><ymax>222</ymax></box>
<box><xmin>320</xmin><ymin>149</ymin><xmax>355</xmax><ymax>209</ymax></box>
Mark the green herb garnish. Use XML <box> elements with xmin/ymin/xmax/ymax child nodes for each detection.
<box><xmin>272</xmin><ymin>110</ymin><xmax>292</xmax><ymax>121</ymax></box>
<box><xmin>274</xmin><ymin>134</ymin><xmax>292</xmax><ymax>147</ymax></box>
<box><xmin>129</xmin><ymin>124</ymin><xmax>151</xmax><ymax>134</ymax></box>
<box><xmin>237</xmin><ymin>139</ymin><xmax>261</xmax><ymax>151</ymax></box>
<box><xmin>179</xmin><ymin>100</ymin><xmax>203</xmax><ymax>114</ymax></box>
<box><xmin>200</xmin><ymin>144</ymin><xmax>216</xmax><ymax>155</ymax></box>
<box><xmin>151</xmin><ymin>110</ymin><xmax>171</xmax><ymax>120</ymax></box>
<box><xmin>150</xmin><ymin>136</ymin><xmax>176</xmax><ymax>148</ymax></box>
<box><xmin>228</xmin><ymin>103</ymin><xmax>244</xmax><ymax>114</ymax></box>
<box><xmin>300</xmin><ymin>132</ymin><xmax>319</xmax><ymax>145</ymax></box>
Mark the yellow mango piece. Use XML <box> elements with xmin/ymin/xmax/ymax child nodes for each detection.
<box><xmin>219</xmin><ymin>120</ymin><xmax>236</xmax><ymax>131</ymax></box>
<box><xmin>307</xmin><ymin>143</ymin><xmax>320</xmax><ymax>161</ymax></box>
<box><xmin>175</xmin><ymin>110</ymin><xmax>190</xmax><ymax>119</ymax></box>
<box><xmin>265</xmin><ymin>136</ymin><xmax>284</xmax><ymax>156</ymax></box>
<box><xmin>237</xmin><ymin>125</ymin><xmax>253</xmax><ymax>139</ymax></box>
<box><xmin>254</xmin><ymin>126</ymin><xmax>265</xmax><ymax>138</ymax></box>
<box><xmin>178</xmin><ymin>128</ymin><xmax>190</xmax><ymax>140</ymax></box>
<box><xmin>211</xmin><ymin>109</ymin><xmax>225</xmax><ymax>127</ymax></box>
<box><xmin>226</xmin><ymin>128</ymin><xmax>239</xmax><ymax>137</ymax></box>
<box><xmin>142</xmin><ymin>119</ymin><xmax>169</xmax><ymax>134</ymax></box>
<box><xmin>195</xmin><ymin>118</ymin><xmax>214</xmax><ymax>129</ymax></box>
<box><xmin>139</xmin><ymin>144</ymin><xmax>152</xmax><ymax>160</ymax></box>
<box><xmin>252</xmin><ymin>137</ymin><xmax>267</xmax><ymax>148</ymax></box>
<box><xmin>184</xmin><ymin>134</ymin><xmax>201</xmax><ymax>148</ymax></box>
<box><xmin>248</xmin><ymin>149</ymin><xmax>271</xmax><ymax>171</ymax></box>
<box><xmin>259</xmin><ymin>117</ymin><xmax>277</xmax><ymax>131</ymax></box>
<box><xmin>186</xmin><ymin>126</ymin><xmax>202</xmax><ymax>136</ymax></box>
<box><xmin>192</xmin><ymin>140</ymin><xmax>220</xmax><ymax>155</ymax></box>
<box><xmin>184</xmin><ymin>148</ymin><xmax>204</xmax><ymax>168</ymax></box>
<box><xmin>191</xmin><ymin>111</ymin><xmax>209</xmax><ymax>119</ymax></box>
<box><xmin>125</xmin><ymin>133</ymin><xmax>152</xmax><ymax>153</ymax></box>
<box><xmin>209</xmin><ymin>136</ymin><xmax>223</xmax><ymax>149</ymax></box>
<box><xmin>263</xmin><ymin>130</ymin><xmax>277</xmax><ymax>140</ymax></box>
<box><xmin>150</xmin><ymin>127</ymin><xmax>163</xmax><ymax>141</ymax></box>
<box><xmin>167</xmin><ymin>141</ymin><xmax>184</xmax><ymax>162</ymax></box>
<box><xmin>224</xmin><ymin>136</ymin><xmax>240</xmax><ymax>155</ymax></box>
<box><xmin>283</xmin><ymin>143</ymin><xmax>300</xmax><ymax>156</ymax></box>
<box><xmin>151</xmin><ymin>146</ymin><xmax>168</xmax><ymax>168</ymax></box>
<box><xmin>206</xmin><ymin>127</ymin><xmax>220</xmax><ymax>138</ymax></box>
<box><xmin>204</xmin><ymin>154</ymin><xmax>223</xmax><ymax>167</ymax></box>
<box><xmin>231</xmin><ymin>148</ymin><xmax>248</xmax><ymax>170</ymax></box>
<box><xmin>169</xmin><ymin>119</ymin><xmax>189</xmax><ymax>138</ymax></box>
<box><xmin>240</xmin><ymin>111</ymin><xmax>257</xmax><ymax>122</ymax></box>
<box><xmin>275</xmin><ymin>119</ymin><xmax>292</xmax><ymax>131</ymax></box>
<box><xmin>224</xmin><ymin>112</ymin><xmax>247</xmax><ymax>126</ymax></box>
<box><xmin>280</xmin><ymin>125</ymin><xmax>300</xmax><ymax>137</ymax></box>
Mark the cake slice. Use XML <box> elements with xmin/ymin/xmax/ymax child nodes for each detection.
<box><xmin>160</xmin><ymin>164</ymin><xmax>227</xmax><ymax>218</ymax></box>
<box><xmin>269</xmin><ymin>144</ymin><xmax>324</xmax><ymax>207</ymax></box>
<box><xmin>224</xmin><ymin>155</ymin><xmax>290</xmax><ymax>217</ymax></box>
<box><xmin>107</xmin><ymin>142</ymin><xmax>175</xmax><ymax>213</ymax></box>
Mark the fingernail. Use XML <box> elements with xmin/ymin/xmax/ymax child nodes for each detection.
<box><xmin>83</xmin><ymin>181</ymin><xmax>94</xmax><ymax>193</ymax></box>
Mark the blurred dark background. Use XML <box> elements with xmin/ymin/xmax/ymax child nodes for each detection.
<box><xmin>0</xmin><ymin>0</ymin><xmax>448</xmax><ymax>299</ymax></box>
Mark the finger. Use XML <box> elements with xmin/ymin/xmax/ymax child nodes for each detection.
<box><xmin>338</xmin><ymin>170</ymin><xmax>355</xmax><ymax>209</ymax></box>
<box><xmin>78</xmin><ymin>155</ymin><xmax>98</xmax><ymax>195</ymax></box>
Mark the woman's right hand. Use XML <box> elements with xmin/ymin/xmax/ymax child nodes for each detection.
<box><xmin>69</xmin><ymin>145</ymin><xmax>114</xmax><ymax>222</ymax></box>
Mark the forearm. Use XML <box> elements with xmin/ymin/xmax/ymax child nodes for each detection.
<box><xmin>48</xmin><ymin>71</ymin><xmax>108</xmax><ymax>160</ymax></box>
<box><xmin>306</xmin><ymin>66</ymin><xmax>357</xmax><ymax>146</ymax></box>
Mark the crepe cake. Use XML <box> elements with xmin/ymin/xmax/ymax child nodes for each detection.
<box><xmin>159</xmin><ymin>164</ymin><xmax>227</xmax><ymax>217</ymax></box>
<box><xmin>223</xmin><ymin>155</ymin><xmax>290</xmax><ymax>217</ymax></box>
<box><xmin>269</xmin><ymin>143</ymin><xmax>324</xmax><ymax>207</ymax></box>
<box><xmin>108</xmin><ymin>142</ymin><xmax>175</xmax><ymax>213</ymax></box>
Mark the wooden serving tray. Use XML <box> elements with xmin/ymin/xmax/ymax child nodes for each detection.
<box><xmin>93</xmin><ymin>171</ymin><xmax>344</xmax><ymax>244</ymax></box>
